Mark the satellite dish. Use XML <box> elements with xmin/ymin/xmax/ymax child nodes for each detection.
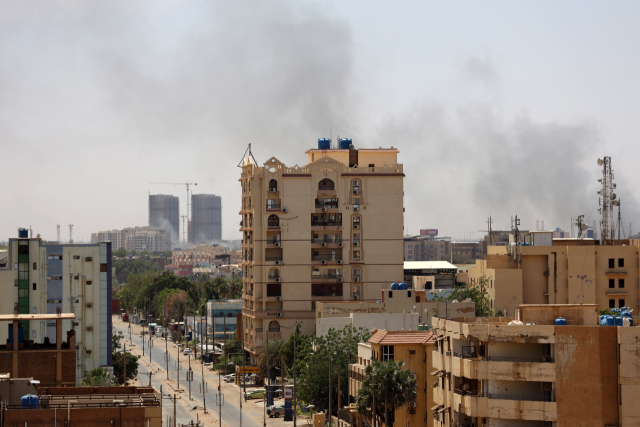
<box><xmin>581</xmin><ymin>223</ymin><xmax>589</xmax><ymax>231</ymax></box>
<box><xmin>598</xmin><ymin>158</ymin><xmax>603</xmax><ymax>166</ymax></box>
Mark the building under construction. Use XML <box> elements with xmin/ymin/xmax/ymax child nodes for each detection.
<box><xmin>190</xmin><ymin>194</ymin><xmax>222</xmax><ymax>244</ymax></box>
<box><xmin>148</xmin><ymin>194</ymin><xmax>179</xmax><ymax>246</ymax></box>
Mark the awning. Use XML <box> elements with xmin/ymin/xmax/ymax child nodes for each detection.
<box><xmin>437</xmin><ymin>406</ymin><xmax>448</xmax><ymax>414</ymax></box>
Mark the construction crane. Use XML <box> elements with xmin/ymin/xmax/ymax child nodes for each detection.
<box><xmin>150</xmin><ymin>182</ymin><xmax>198</xmax><ymax>245</ymax></box>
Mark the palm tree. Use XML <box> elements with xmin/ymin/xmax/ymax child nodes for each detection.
<box><xmin>356</xmin><ymin>360</ymin><xmax>417</xmax><ymax>426</ymax></box>
<box><xmin>258</xmin><ymin>338</ymin><xmax>285</xmax><ymax>382</ymax></box>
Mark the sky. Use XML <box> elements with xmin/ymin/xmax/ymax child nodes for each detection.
<box><xmin>2</xmin><ymin>0</ymin><xmax>639</xmax><ymax>243</ymax></box>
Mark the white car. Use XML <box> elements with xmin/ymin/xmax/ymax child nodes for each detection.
<box><xmin>223</xmin><ymin>374</ymin><xmax>235</xmax><ymax>382</ymax></box>
<box><xmin>183</xmin><ymin>348</ymin><xmax>192</xmax><ymax>355</ymax></box>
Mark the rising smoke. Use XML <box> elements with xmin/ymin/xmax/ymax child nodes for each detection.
<box><xmin>0</xmin><ymin>1</ymin><xmax>637</xmax><ymax>240</ymax></box>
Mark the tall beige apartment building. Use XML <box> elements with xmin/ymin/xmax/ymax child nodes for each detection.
<box><xmin>240</xmin><ymin>143</ymin><xmax>404</xmax><ymax>359</ymax></box>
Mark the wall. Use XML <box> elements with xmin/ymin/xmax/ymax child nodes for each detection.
<box><xmin>315</xmin><ymin>312</ymin><xmax>419</xmax><ymax>337</ymax></box>
<box><xmin>519</xmin><ymin>304</ymin><xmax>598</xmax><ymax>326</ymax></box>
<box><xmin>4</xmin><ymin>406</ymin><xmax>161</xmax><ymax>427</ymax></box>
<box><xmin>0</xmin><ymin>350</ymin><xmax>75</xmax><ymax>386</ymax></box>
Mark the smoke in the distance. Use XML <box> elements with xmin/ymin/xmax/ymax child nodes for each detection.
<box><xmin>0</xmin><ymin>1</ymin><xmax>636</xmax><ymax>241</ymax></box>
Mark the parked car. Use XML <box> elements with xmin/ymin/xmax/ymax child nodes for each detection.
<box><xmin>244</xmin><ymin>389</ymin><xmax>266</xmax><ymax>400</ymax></box>
<box><xmin>267</xmin><ymin>405</ymin><xmax>285</xmax><ymax>418</ymax></box>
<box><xmin>183</xmin><ymin>348</ymin><xmax>192</xmax><ymax>355</ymax></box>
<box><xmin>223</xmin><ymin>374</ymin><xmax>235</xmax><ymax>382</ymax></box>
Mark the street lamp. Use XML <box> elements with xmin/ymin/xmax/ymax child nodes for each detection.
<box><xmin>371</xmin><ymin>353</ymin><xmax>376</xmax><ymax>427</ymax></box>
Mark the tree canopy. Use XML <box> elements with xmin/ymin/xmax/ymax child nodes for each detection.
<box><xmin>432</xmin><ymin>275</ymin><xmax>494</xmax><ymax>316</ymax></box>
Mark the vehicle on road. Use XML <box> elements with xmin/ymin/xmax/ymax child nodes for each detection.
<box><xmin>267</xmin><ymin>405</ymin><xmax>284</xmax><ymax>418</ymax></box>
<box><xmin>183</xmin><ymin>348</ymin><xmax>192</xmax><ymax>355</ymax></box>
<box><xmin>223</xmin><ymin>374</ymin><xmax>235</xmax><ymax>382</ymax></box>
<box><xmin>244</xmin><ymin>389</ymin><xmax>266</xmax><ymax>400</ymax></box>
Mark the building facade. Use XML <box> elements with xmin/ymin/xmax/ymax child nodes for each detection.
<box><xmin>468</xmin><ymin>238</ymin><xmax>640</xmax><ymax>317</ymax></box>
<box><xmin>149</xmin><ymin>194</ymin><xmax>180</xmax><ymax>246</ymax></box>
<box><xmin>91</xmin><ymin>226</ymin><xmax>171</xmax><ymax>252</ymax></box>
<box><xmin>240</xmin><ymin>143</ymin><xmax>405</xmax><ymax>359</ymax></box>
<box><xmin>0</xmin><ymin>235</ymin><xmax>112</xmax><ymax>384</ymax></box>
<box><xmin>207</xmin><ymin>299</ymin><xmax>242</xmax><ymax>339</ymax></box>
<box><xmin>451</xmin><ymin>241</ymin><xmax>486</xmax><ymax>261</ymax></box>
<box><xmin>404</xmin><ymin>236</ymin><xmax>450</xmax><ymax>261</ymax></box>
<box><xmin>431</xmin><ymin>304</ymin><xmax>638</xmax><ymax>427</ymax></box>
<box><xmin>190</xmin><ymin>194</ymin><xmax>222</xmax><ymax>244</ymax></box>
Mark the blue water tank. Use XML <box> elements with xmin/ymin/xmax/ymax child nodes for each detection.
<box><xmin>318</xmin><ymin>138</ymin><xmax>331</xmax><ymax>150</ymax></box>
<box><xmin>399</xmin><ymin>282</ymin><xmax>408</xmax><ymax>290</ymax></box>
<box><xmin>600</xmin><ymin>315</ymin><xmax>607</xmax><ymax>326</ymax></box>
<box><xmin>8</xmin><ymin>325</ymin><xmax>24</xmax><ymax>344</ymax></box>
<box><xmin>390</xmin><ymin>282</ymin><xmax>398</xmax><ymax>290</ymax></box>
<box><xmin>605</xmin><ymin>316</ymin><xmax>615</xmax><ymax>326</ymax></box>
<box><xmin>21</xmin><ymin>394</ymin><xmax>38</xmax><ymax>409</ymax></box>
<box><xmin>612</xmin><ymin>308</ymin><xmax>621</xmax><ymax>314</ymax></box>
<box><xmin>555</xmin><ymin>317</ymin><xmax>567</xmax><ymax>326</ymax></box>
<box><xmin>339</xmin><ymin>138</ymin><xmax>352</xmax><ymax>149</ymax></box>
<box><xmin>18</xmin><ymin>228</ymin><xmax>28</xmax><ymax>238</ymax></box>
<box><xmin>614</xmin><ymin>317</ymin><xmax>624</xmax><ymax>326</ymax></box>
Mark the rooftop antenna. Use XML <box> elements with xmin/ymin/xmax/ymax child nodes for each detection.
<box><xmin>615</xmin><ymin>198</ymin><xmax>622</xmax><ymax>244</ymax></box>
<box><xmin>57</xmin><ymin>224</ymin><xmax>61</xmax><ymax>244</ymax></box>
<box><xmin>511</xmin><ymin>215</ymin><xmax>521</xmax><ymax>261</ymax></box>
<box><xmin>575</xmin><ymin>215</ymin><xmax>587</xmax><ymax>244</ymax></box>
<box><xmin>69</xmin><ymin>224</ymin><xmax>73</xmax><ymax>244</ymax></box>
<box><xmin>597</xmin><ymin>157</ymin><xmax>616</xmax><ymax>245</ymax></box>
<box><xmin>486</xmin><ymin>216</ymin><xmax>493</xmax><ymax>246</ymax></box>
<box><xmin>237</xmin><ymin>143</ymin><xmax>258</xmax><ymax>168</ymax></box>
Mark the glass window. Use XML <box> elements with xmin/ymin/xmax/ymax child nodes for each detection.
<box><xmin>382</xmin><ymin>345</ymin><xmax>394</xmax><ymax>361</ymax></box>
<box><xmin>609</xmin><ymin>258</ymin><xmax>615</xmax><ymax>268</ymax></box>
<box><xmin>609</xmin><ymin>299</ymin><xmax>615</xmax><ymax>308</ymax></box>
<box><xmin>619</xmin><ymin>279</ymin><xmax>625</xmax><ymax>288</ymax></box>
<box><xmin>619</xmin><ymin>299</ymin><xmax>626</xmax><ymax>308</ymax></box>
<box><xmin>609</xmin><ymin>279</ymin><xmax>615</xmax><ymax>288</ymax></box>
<box><xmin>619</xmin><ymin>258</ymin><xmax>625</xmax><ymax>268</ymax></box>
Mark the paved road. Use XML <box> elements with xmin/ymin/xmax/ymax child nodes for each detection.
<box><xmin>114</xmin><ymin>322</ymin><xmax>263</xmax><ymax>427</ymax></box>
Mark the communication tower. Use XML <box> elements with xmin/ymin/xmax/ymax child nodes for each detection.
<box><xmin>597</xmin><ymin>157</ymin><xmax>618</xmax><ymax>245</ymax></box>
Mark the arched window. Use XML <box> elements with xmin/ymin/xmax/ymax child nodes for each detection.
<box><xmin>269</xmin><ymin>179</ymin><xmax>278</xmax><ymax>192</ymax></box>
<box><xmin>268</xmin><ymin>215</ymin><xmax>279</xmax><ymax>227</ymax></box>
<box><xmin>269</xmin><ymin>321</ymin><xmax>280</xmax><ymax>332</ymax></box>
<box><xmin>318</xmin><ymin>179</ymin><xmax>335</xmax><ymax>191</ymax></box>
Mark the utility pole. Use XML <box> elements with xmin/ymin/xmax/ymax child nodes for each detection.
<box><xmin>142</xmin><ymin>332</ymin><xmax>145</xmax><ymax>357</ymax></box>
<box><xmin>166</xmin><ymin>332</ymin><xmax>169</xmax><ymax>380</ymax></box>
<box><xmin>123</xmin><ymin>343</ymin><xmax>126</xmax><ymax>385</ymax></box>
<box><xmin>265</xmin><ymin>337</ymin><xmax>269</xmax><ymax>427</ymax></box>
<box><xmin>241</xmin><ymin>317</ymin><xmax>245</xmax><ymax>427</ymax></box>
<box><xmin>173</xmin><ymin>394</ymin><xmax>177</xmax><ymax>427</ymax></box>
<box><xmin>149</xmin><ymin>336</ymin><xmax>152</xmax><ymax>363</ymax></box>
<box><xmin>293</xmin><ymin>337</ymin><xmax>297</xmax><ymax>427</ymax></box>
<box><xmin>329</xmin><ymin>356</ymin><xmax>332</xmax><ymax>427</ymax></box>
<box><xmin>188</xmin><ymin>354</ymin><xmax>192</xmax><ymax>401</ymax></box>
<box><xmin>371</xmin><ymin>355</ymin><xmax>376</xmax><ymax>427</ymax></box>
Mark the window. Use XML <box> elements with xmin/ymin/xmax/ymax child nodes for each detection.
<box><xmin>32</xmin><ymin>307</ymin><xmax>37</xmax><ymax>314</ymax></box>
<box><xmin>609</xmin><ymin>299</ymin><xmax>616</xmax><ymax>308</ymax></box>
<box><xmin>609</xmin><ymin>279</ymin><xmax>615</xmax><ymax>288</ymax></box>
<box><xmin>609</xmin><ymin>258</ymin><xmax>615</xmax><ymax>268</ymax></box>
<box><xmin>619</xmin><ymin>258</ymin><xmax>625</xmax><ymax>268</ymax></box>
<box><xmin>382</xmin><ymin>345</ymin><xmax>394</xmax><ymax>361</ymax></box>
<box><xmin>269</xmin><ymin>179</ymin><xmax>278</xmax><ymax>192</ymax></box>
<box><xmin>268</xmin><ymin>215</ymin><xmax>279</xmax><ymax>227</ymax></box>
<box><xmin>100</xmin><ymin>263</ymin><xmax>107</xmax><ymax>272</ymax></box>
<box><xmin>32</xmin><ymin>283</ymin><xmax>36</xmax><ymax>291</ymax></box>
<box><xmin>19</xmin><ymin>289</ymin><xmax>28</xmax><ymax>298</ymax></box>
<box><xmin>227</xmin><ymin>313</ymin><xmax>233</xmax><ymax>317</ymax></box>
<box><xmin>86</xmin><ymin>280</ymin><xmax>92</xmax><ymax>285</ymax></box>
<box><xmin>32</xmin><ymin>262</ymin><xmax>37</xmax><ymax>270</ymax></box>
<box><xmin>619</xmin><ymin>279</ymin><xmax>625</xmax><ymax>288</ymax></box>
<box><xmin>32</xmin><ymin>330</ymin><xmax>36</xmax><ymax>338</ymax></box>
<box><xmin>73</xmin><ymin>255</ymin><xmax>80</xmax><ymax>260</ymax></box>
<box><xmin>619</xmin><ymin>299</ymin><xmax>626</xmax><ymax>308</ymax></box>
<box><xmin>388</xmin><ymin>291</ymin><xmax>393</xmax><ymax>298</ymax></box>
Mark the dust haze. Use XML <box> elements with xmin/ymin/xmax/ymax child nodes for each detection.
<box><xmin>1</xmin><ymin>1</ymin><xmax>636</xmax><ymax>242</ymax></box>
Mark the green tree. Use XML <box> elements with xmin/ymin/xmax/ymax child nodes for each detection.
<box><xmin>432</xmin><ymin>275</ymin><xmax>494</xmax><ymax>317</ymax></box>
<box><xmin>113</xmin><ymin>352</ymin><xmax>140</xmax><ymax>385</ymax></box>
<box><xmin>258</xmin><ymin>338</ymin><xmax>285</xmax><ymax>381</ymax></box>
<box><xmin>356</xmin><ymin>360</ymin><xmax>418</xmax><ymax>427</ymax></box>
<box><xmin>297</xmin><ymin>325</ymin><xmax>370</xmax><ymax>412</ymax></box>
<box><xmin>82</xmin><ymin>367</ymin><xmax>115</xmax><ymax>386</ymax></box>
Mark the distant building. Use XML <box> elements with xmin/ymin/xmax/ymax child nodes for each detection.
<box><xmin>207</xmin><ymin>300</ymin><xmax>242</xmax><ymax>339</ymax></box>
<box><xmin>91</xmin><ymin>226</ymin><xmax>171</xmax><ymax>252</ymax></box>
<box><xmin>404</xmin><ymin>235</ymin><xmax>450</xmax><ymax>261</ymax></box>
<box><xmin>149</xmin><ymin>194</ymin><xmax>180</xmax><ymax>246</ymax></box>
<box><xmin>451</xmin><ymin>241</ymin><xmax>486</xmax><ymax>260</ymax></box>
<box><xmin>403</xmin><ymin>260</ymin><xmax>458</xmax><ymax>288</ymax></box>
<box><xmin>0</xmin><ymin>233</ymin><xmax>112</xmax><ymax>384</ymax></box>
<box><xmin>432</xmin><ymin>304</ymin><xmax>640</xmax><ymax>427</ymax></box>
<box><xmin>190</xmin><ymin>194</ymin><xmax>222</xmax><ymax>244</ymax></box>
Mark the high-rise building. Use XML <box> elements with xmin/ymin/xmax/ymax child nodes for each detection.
<box><xmin>240</xmin><ymin>141</ymin><xmax>405</xmax><ymax>361</ymax></box>
<box><xmin>190</xmin><ymin>194</ymin><xmax>222</xmax><ymax>244</ymax></box>
<box><xmin>148</xmin><ymin>194</ymin><xmax>179</xmax><ymax>246</ymax></box>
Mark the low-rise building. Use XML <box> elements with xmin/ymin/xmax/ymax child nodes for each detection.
<box><xmin>316</xmin><ymin>288</ymin><xmax>475</xmax><ymax>330</ymax></box>
<box><xmin>404</xmin><ymin>261</ymin><xmax>458</xmax><ymax>289</ymax></box>
<box><xmin>451</xmin><ymin>241</ymin><xmax>486</xmax><ymax>261</ymax></box>
<box><xmin>91</xmin><ymin>226</ymin><xmax>171</xmax><ymax>252</ymax></box>
<box><xmin>0</xmin><ymin>234</ymin><xmax>112</xmax><ymax>383</ymax></box>
<box><xmin>431</xmin><ymin>304</ymin><xmax>640</xmax><ymax>427</ymax></box>
<box><xmin>349</xmin><ymin>329</ymin><xmax>437</xmax><ymax>427</ymax></box>
<box><xmin>316</xmin><ymin>312</ymin><xmax>419</xmax><ymax>337</ymax></box>
<box><xmin>208</xmin><ymin>300</ymin><xmax>243</xmax><ymax>340</ymax></box>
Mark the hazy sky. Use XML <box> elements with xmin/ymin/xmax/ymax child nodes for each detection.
<box><xmin>2</xmin><ymin>1</ymin><xmax>639</xmax><ymax>242</ymax></box>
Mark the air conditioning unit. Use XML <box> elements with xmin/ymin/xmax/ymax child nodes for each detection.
<box><xmin>353</xmin><ymin>190</ymin><xmax>359</xmax><ymax>195</ymax></box>
<box><xmin>354</xmin><ymin>242</ymin><xmax>360</xmax><ymax>247</ymax></box>
<box><xmin>275</xmin><ymin>242</ymin><xmax>280</xmax><ymax>247</ymax></box>
<box><xmin>282</xmin><ymin>208</ymin><xmax>288</xmax><ymax>213</ymax></box>
<box><xmin>408</xmin><ymin>402</ymin><xmax>417</xmax><ymax>408</ymax></box>
<box><xmin>275</xmin><ymin>278</ymin><xmax>280</xmax><ymax>283</ymax></box>
<box><xmin>353</xmin><ymin>206</ymin><xmax>359</xmax><ymax>212</ymax></box>
<box><xmin>338</xmin><ymin>242</ymin><xmax>344</xmax><ymax>247</ymax></box>
<box><xmin>354</xmin><ymin>225</ymin><xmax>360</xmax><ymax>229</ymax></box>
<box><xmin>338</xmin><ymin>277</ymin><xmax>343</xmax><ymax>282</ymax></box>
<box><xmin>276</xmin><ymin>313</ymin><xmax>283</xmax><ymax>318</ymax></box>
<box><xmin>275</xmin><ymin>260</ymin><xmax>282</xmax><ymax>265</ymax></box>
<box><xmin>269</xmin><ymin>188</ymin><xmax>277</xmax><ymax>192</ymax></box>
<box><xmin>14</xmin><ymin>280</ymin><xmax>18</xmax><ymax>287</ymax></box>
<box><xmin>353</xmin><ymin>294</ymin><xmax>359</xmax><ymax>300</ymax></box>
<box><xmin>322</xmin><ymin>207</ymin><xmax>327</xmax><ymax>212</ymax></box>
<box><xmin>276</xmin><ymin>296</ymin><xmax>282</xmax><ymax>301</ymax></box>
<box><xmin>321</xmin><ymin>243</ymin><xmax>327</xmax><ymax>247</ymax></box>
<box><xmin>353</xmin><ymin>277</ymin><xmax>360</xmax><ymax>282</ymax></box>
<box><xmin>321</xmin><ymin>260</ymin><xmax>327</xmax><ymax>265</ymax></box>
<box><xmin>337</xmin><ymin>260</ymin><xmax>343</xmax><ymax>265</ymax></box>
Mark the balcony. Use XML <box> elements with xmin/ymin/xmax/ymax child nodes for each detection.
<box><xmin>451</xmin><ymin>355</ymin><xmax>555</xmax><ymax>382</ymax></box>
<box><xmin>267</xmin><ymin>274</ymin><xmax>280</xmax><ymax>282</ymax></box>
<box><xmin>312</xmin><ymin>236</ymin><xmax>342</xmax><ymax>244</ymax></box>
<box><xmin>312</xmin><ymin>283</ymin><xmax>343</xmax><ymax>297</ymax></box>
<box><xmin>266</xmin><ymin>200</ymin><xmax>282</xmax><ymax>211</ymax></box>
<box><xmin>311</xmin><ymin>274</ymin><xmax>343</xmax><ymax>281</ymax></box>
<box><xmin>312</xmin><ymin>253</ymin><xmax>342</xmax><ymax>264</ymax></box>
<box><xmin>453</xmin><ymin>391</ymin><xmax>557</xmax><ymax>421</ymax></box>
<box><xmin>315</xmin><ymin>199</ymin><xmax>339</xmax><ymax>212</ymax></box>
<box><xmin>311</xmin><ymin>220</ymin><xmax>343</xmax><ymax>227</ymax></box>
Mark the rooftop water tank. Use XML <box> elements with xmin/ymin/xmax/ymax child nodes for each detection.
<box><xmin>21</xmin><ymin>394</ymin><xmax>38</xmax><ymax>409</ymax></box>
<box><xmin>605</xmin><ymin>316</ymin><xmax>615</xmax><ymax>326</ymax></box>
<box><xmin>614</xmin><ymin>317</ymin><xmax>624</xmax><ymax>326</ymax></box>
<box><xmin>390</xmin><ymin>282</ymin><xmax>398</xmax><ymax>290</ymax></box>
<box><xmin>339</xmin><ymin>138</ymin><xmax>352</xmax><ymax>149</ymax></box>
<box><xmin>555</xmin><ymin>317</ymin><xmax>567</xmax><ymax>326</ymax></box>
<box><xmin>318</xmin><ymin>138</ymin><xmax>331</xmax><ymax>150</ymax></box>
<box><xmin>18</xmin><ymin>228</ymin><xmax>28</xmax><ymax>238</ymax></box>
<box><xmin>600</xmin><ymin>315</ymin><xmax>608</xmax><ymax>326</ymax></box>
<box><xmin>399</xmin><ymin>282</ymin><xmax>408</xmax><ymax>290</ymax></box>
<box><xmin>623</xmin><ymin>318</ymin><xmax>631</xmax><ymax>327</ymax></box>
